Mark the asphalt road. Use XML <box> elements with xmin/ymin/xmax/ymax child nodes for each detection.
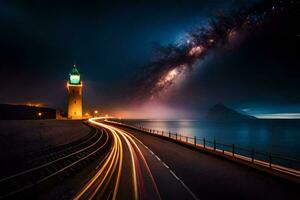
<box><xmin>75</xmin><ymin>118</ymin><xmax>299</xmax><ymax>200</ymax></box>
<box><xmin>73</xmin><ymin>118</ymin><xmax>197</xmax><ymax>200</ymax></box>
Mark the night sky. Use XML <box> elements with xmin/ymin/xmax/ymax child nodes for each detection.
<box><xmin>0</xmin><ymin>0</ymin><xmax>299</xmax><ymax>119</ymax></box>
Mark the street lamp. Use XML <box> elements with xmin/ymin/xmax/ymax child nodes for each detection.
<box><xmin>37</xmin><ymin>112</ymin><xmax>42</xmax><ymax>120</ymax></box>
<box><xmin>94</xmin><ymin>110</ymin><xmax>98</xmax><ymax>117</ymax></box>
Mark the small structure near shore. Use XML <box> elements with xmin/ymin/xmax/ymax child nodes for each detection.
<box><xmin>0</xmin><ymin>104</ymin><xmax>56</xmax><ymax>120</ymax></box>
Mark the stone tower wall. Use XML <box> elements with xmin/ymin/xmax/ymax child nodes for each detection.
<box><xmin>67</xmin><ymin>84</ymin><xmax>82</xmax><ymax>119</ymax></box>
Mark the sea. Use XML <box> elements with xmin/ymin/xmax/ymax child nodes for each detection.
<box><xmin>124</xmin><ymin>119</ymin><xmax>300</xmax><ymax>161</ymax></box>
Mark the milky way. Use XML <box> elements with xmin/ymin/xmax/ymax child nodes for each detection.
<box><xmin>134</xmin><ymin>0</ymin><xmax>297</xmax><ymax>101</ymax></box>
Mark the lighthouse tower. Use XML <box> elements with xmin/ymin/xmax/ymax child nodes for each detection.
<box><xmin>67</xmin><ymin>64</ymin><xmax>82</xmax><ymax>119</ymax></box>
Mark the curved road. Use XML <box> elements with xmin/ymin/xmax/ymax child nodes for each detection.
<box><xmin>74</xmin><ymin>118</ymin><xmax>299</xmax><ymax>200</ymax></box>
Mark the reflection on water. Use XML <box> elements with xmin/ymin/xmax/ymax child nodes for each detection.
<box><xmin>127</xmin><ymin>119</ymin><xmax>300</xmax><ymax>158</ymax></box>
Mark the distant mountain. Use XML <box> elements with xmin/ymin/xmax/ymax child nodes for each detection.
<box><xmin>205</xmin><ymin>104</ymin><xmax>256</xmax><ymax>121</ymax></box>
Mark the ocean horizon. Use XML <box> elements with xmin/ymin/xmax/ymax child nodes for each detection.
<box><xmin>123</xmin><ymin>119</ymin><xmax>300</xmax><ymax>160</ymax></box>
